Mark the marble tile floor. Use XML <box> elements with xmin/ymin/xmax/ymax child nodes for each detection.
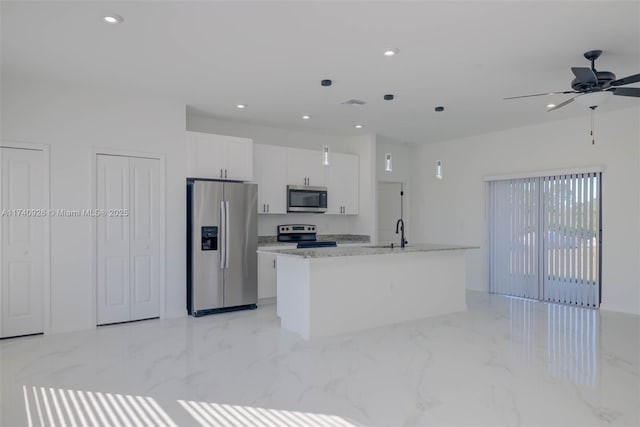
<box><xmin>1</xmin><ymin>291</ymin><xmax>638</xmax><ymax>427</ymax></box>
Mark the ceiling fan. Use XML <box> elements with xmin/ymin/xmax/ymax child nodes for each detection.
<box><xmin>505</xmin><ymin>50</ymin><xmax>640</xmax><ymax>111</ymax></box>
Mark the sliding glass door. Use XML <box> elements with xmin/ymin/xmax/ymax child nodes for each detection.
<box><xmin>488</xmin><ymin>172</ymin><xmax>601</xmax><ymax>307</ymax></box>
<box><xmin>488</xmin><ymin>178</ymin><xmax>540</xmax><ymax>299</ymax></box>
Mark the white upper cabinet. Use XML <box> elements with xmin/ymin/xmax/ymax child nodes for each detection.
<box><xmin>327</xmin><ymin>152</ymin><xmax>359</xmax><ymax>215</ymax></box>
<box><xmin>253</xmin><ymin>144</ymin><xmax>287</xmax><ymax>214</ymax></box>
<box><xmin>187</xmin><ymin>131</ymin><xmax>253</xmax><ymax>181</ymax></box>
<box><xmin>285</xmin><ymin>147</ymin><xmax>326</xmax><ymax>187</ymax></box>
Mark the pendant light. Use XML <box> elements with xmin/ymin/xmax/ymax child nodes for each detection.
<box><xmin>322</xmin><ymin>145</ymin><xmax>330</xmax><ymax>166</ymax></box>
<box><xmin>385</xmin><ymin>153</ymin><xmax>392</xmax><ymax>172</ymax></box>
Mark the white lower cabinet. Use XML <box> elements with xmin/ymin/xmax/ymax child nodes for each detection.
<box><xmin>258</xmin><ymin>252</ymin><xmax>278</xmax><ymax>300</ymax></box>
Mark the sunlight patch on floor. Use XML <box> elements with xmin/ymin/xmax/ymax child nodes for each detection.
<box><xmin>178</xmin><ymin>399</ymin><xmax>358</xmax><ymax>427</ymax></box>
<box><xmin>22</xmin><ymin>385</ymin><xmax>178</xmax><ymax>427</ymax></box>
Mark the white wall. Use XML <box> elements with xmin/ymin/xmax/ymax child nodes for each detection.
<box><xmin>1</xmin><ymin>76</ymin><xmax>188</xmax><ymax>333</ymax></box>
<box><xmin>409</xmin><ymin>106</ymin><xmax>640</xmax><ymax>315</ymax></box>
<box><xmin>345</xmin><ymin>134</ymin><xmax>376</xmax><ymax>239</ymax></box>
<box><xmin>376</xmin><ymin>136</ymin><xmax>411</xmax><ymax>184</ymax></box>
<box><xmin>187</xmin><ymin>112</ymin><xmax>375</xmax><ymax>238</ymax></box>
<box><xmin>376</xmin><ymin>137</ymin><xmax>411</xmax><ymax>243</ymax></box>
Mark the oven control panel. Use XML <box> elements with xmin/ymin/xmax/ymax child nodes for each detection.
<box><xmin>277</xmin><ymin>224</ymin><xmax>317</xmax><ymax>242</ymax></box>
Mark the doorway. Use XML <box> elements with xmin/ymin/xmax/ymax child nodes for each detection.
<box><xmin>377</xmin><ymin>182</ymin><xmax>403</xmax><ymax>245</ymax></box>
<box><xmin>488</xmin><ymin>172</ymin><xmax>601</xmax><ymax>307</ymax></box>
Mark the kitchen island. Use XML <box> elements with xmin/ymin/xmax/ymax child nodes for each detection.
<box><xmin>258</xmin><ymin>244</ymin><xmax>477</xmax><ymax>340</ymax></box>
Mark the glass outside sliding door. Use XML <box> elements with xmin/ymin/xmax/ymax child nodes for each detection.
<box><xmin>488</xmin><ymin>172</ymin><xmax>601</xmax><ymax>307</ymax></box>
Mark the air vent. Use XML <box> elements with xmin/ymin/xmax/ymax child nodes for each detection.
<box><xmin>340</xmin><ymin>99</ymin><xmax>366</xmax><ymax>106</ymax></box>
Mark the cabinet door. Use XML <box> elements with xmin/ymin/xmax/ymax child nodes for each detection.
<box><xmin>327</xmin><ymin>153</ymin><xmax>359</xmax><ymax>215</ymax></box>
<box><xmin>254</xmin><ymin>144</ymin><xmax>286</xmax><ymax>214</ymax></box>
<box><xmin>286</xmin><ymin>147</ymin><xmax>326</xmax><ymax>187</ymax></box>
<box><xmin>225</xmin><ymin>136</ymin><xmax>253</xmax><ymax>181</ymax></box>
<box><xmin>187</xmin><ymin>131</ymin><xmax>226</xmax><ymax>179</ymax></box>
<box><xmin>187</xmin><ymin>131</ymin><xmax>253</xmax><ymax>181</ymax></box>
<box><xmin>258</xmin><ymin>253</ymin><xmax>277</xmax><ymax>300</ymax></box>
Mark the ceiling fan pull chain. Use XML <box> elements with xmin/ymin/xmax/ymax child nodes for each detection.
<box><xmin>590</xmin><ymin>106</ymin><xmax>596</xmax><ymax>145</ymax></box>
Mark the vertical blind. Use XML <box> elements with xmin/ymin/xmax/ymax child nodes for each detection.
<box><xmin>488</xmin><ymin>172</ymin><xmax>601</xmax><ymax>307</ymax></box>
<box><xmin>489</xmin><ymin>178</ymin><xmax>539</xmax><ymax>299</ymax></box>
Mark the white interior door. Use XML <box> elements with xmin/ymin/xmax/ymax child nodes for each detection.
<box><xmin>97</xmin><ymin>155</ymin><xmax>160</xmax><ymax>325</ymax></box>
<box><xmin>377</xmin><ymin>182</ymin><xmax>402</xmax><ymax>245</ymax></box>
<box><xmin>1</xmin><ymin>147</ymin><xmax>45</xmax><ymax>338</ymax></box>
<box><xmin>96</xmin><ymin>155</ymin><xmax>131</xmax><ymax>325</ymax></box>
<box><xmin>129</xmin><ymin>157</ymin><xmax>159</xmax><ymax>321</ymax></box>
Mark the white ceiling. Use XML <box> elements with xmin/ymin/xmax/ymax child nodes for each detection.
<box><xmin>2</xmin><ymin>1</ymin><xmax>639</xmax><ymax>144</ymax></box>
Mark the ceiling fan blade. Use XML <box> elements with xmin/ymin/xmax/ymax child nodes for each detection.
<box><xmin>610</xmin><ymin>73</ymin><xmax>640</xmax><ymax>87</ymax></box>
<box><xmin>546</xmin><ymin>97</ymin><xmax>576</xmax><ymax>112</ymax></box>
<box><xmin>504</xmin><ymin>90</ymin><xmax>576</xmax><ymax>100</ymax></box>
<box><xmin>609</xmin><ymin>87</ymin><xmax>640</xmax><ymax>97</ymax></box>
<box><xmin>571</xmin><ymin>67</ymin><xmax>597</xmax><ymax>85</ymax></box>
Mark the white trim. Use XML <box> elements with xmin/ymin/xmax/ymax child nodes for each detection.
<box><xmin>0</xmin><ymin>140</ymin><xmax>52</xmax><ymax>335</ymax></box>
<box><xmin>483</xmin><ymin>166</ymin><xmax>604</xmax><ymax>182</ymax></box>
<box><xmin>91</xmin><ymin>147</ymin><xmax>167</xmax><ymax>325</ymax></box>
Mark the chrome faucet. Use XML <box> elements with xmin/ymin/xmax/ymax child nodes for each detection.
<box><xmin>395</xmin><ymin>218</ymin><xmax>407</xmax><ymax>248</ymax></box>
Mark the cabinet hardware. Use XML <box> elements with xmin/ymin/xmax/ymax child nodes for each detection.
<box><xmin>224</xmin><ymin>169</ymin><xmax>228</xmax><ymax>178</ymax></box>
<box><xmin>267</xmin><ymin>204</ymin><xmax>270</xmax><ymax>213</ymax></box>
<box><xmin>263</xmin><ymin>204</ymin><xmax>266</xmax><ymax>212</ymax></box>
<box><xmin>273</xmin><ymin>259</ymin><xmax>276</xmax><ymax>268</ymax></box>
<box><xmin>220</xmin><ymin>168</ymin><xmax>223</xmax><ymax>178</ymax></box>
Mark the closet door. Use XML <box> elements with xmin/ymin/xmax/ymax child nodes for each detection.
<box><xmin>96</xmin><ymin>155</ymin><xmax>131</xmax><ymax>325</ymax></box>
<box><xmin>0</xmin><ymin>147</ymin><xmax>45</xmax><ymax>338</ymax></box>
<box><xmin>129</xmin><ymin>157</ymin><xmax>160</xmax><ymax>321</ymax></box>
<box><xmin>96</xmin><ymin>155</ymin><xmax>160</xmax><ymax>325</ymax></box>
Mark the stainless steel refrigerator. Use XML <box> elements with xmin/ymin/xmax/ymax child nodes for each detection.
<box><xmin>186</xmin><ymin>178</ymin><xmax>258</xmax><ymax>316</ymax></box>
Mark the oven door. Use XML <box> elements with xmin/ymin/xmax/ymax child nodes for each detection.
<box><xmin>287</xmin><ymin>185</ymin><xmax>327</xmax><ymax>213</ymax></box>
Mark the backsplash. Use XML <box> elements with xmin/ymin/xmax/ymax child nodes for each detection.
<box><xmin>258</xmin><ymin>234</ymin><xmax>370</xmax><ymax>245</ymax></box>
<box><xmin>258</xmin><ymin>213</ymin><xmax>355</xmax><ymax>237</ymax></box>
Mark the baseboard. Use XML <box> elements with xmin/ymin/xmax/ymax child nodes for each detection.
<box><xmin>599</xmin><ymin>303</ymin><xmax>640</xmax><ymax>317</ymax></box>
<box><xmin>258</xmin><ymin>297</ymin><xmax>277</xmax><ymax>306</ymax></box>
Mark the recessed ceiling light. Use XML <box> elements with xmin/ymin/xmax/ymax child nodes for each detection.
<box><xmin>546</xmin><ymin>103</ymin><xmax>556</xmax><ymax>109</ymax></box>
<box><xmin>354</xmin><ymin>124</ymin><xmax>363</xmax><ymax>129</ymax></box>
<box><xmin>302</xmin><ymin>115</ymin><xmax>311</xmax><ymax>120</ymax></box>
<box><xmin>383</xmin><ymin>48</ymin><xmax>399</xmax><ymax>57</ymax></box>
<box><xmin>236</xmin><ymin>104</ymin><xmax>246</xmax><ymax>109</ymax></box>
<box><xmin>103</xmin><ymin>14</ymin><xmax>124</xmax><ymax>24</ymax></box>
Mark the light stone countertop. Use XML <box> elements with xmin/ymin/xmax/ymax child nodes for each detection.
<box><xmin>257</xmin><ymin>243</ymin><xmax>479</xmax><ymax>259</ymax></box>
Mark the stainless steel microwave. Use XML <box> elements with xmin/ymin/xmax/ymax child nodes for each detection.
<box><xmin>287</xmin><ymin>185</ymin><xmax>328</xmax><ymax>213</ymax></box>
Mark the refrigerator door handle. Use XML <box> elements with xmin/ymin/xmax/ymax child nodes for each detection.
<box><xmin>225</xmin><ymin>201</ymin><xmax>230</xmax><ymax>269</ymax></box>
<box><xmin>220</xmin><ymin>200</ymin><xmax>226</xmax><ymax>269</ymax></box>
